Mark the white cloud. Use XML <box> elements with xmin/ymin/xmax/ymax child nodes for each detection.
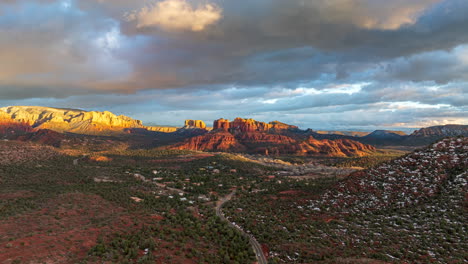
<box><xmin>126</xmin><ymin>0</ymin><xmax>222</xmax><ymax>32</ymax></box>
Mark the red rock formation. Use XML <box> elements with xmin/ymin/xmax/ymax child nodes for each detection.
<box><xmin>300</xmin><ymin>137</ymin><xmax>376</xmax><ymax>157</ymax></box>
<box><xmin>184</xmin><ymin>120</ymin><xmax>207</xmax><ymax>129</ymax></box>
<box><xmin>230</xmin><ymin>118</ymin><xmax>273</xmax><ymax>133</ymax></box>
<box><xmin>0</xmin><ymin>111</ymin><xmax>35</xmax><ymax>137</ymax></box>
<box><xmin>269</xmin><ymin>121</ymin><xmax>299</xmax><ymax>131</ymax></box>
<box><xmin>172</xmin><ymin>118</ymin><xmax>376</xmax><ymax>157</ymax></box>
<box><xmin>172</xmin><ymin>131</ymin><xmax>246</xmax><ymax>151</ymax></box>
<box><xmin>213</xmin><ymin>118</ymin><xmax>231</xmax><ymax>131</ymax></box>
<box><xmin>0</xmin><ymin>110</ymin><xmax>64</xmax><ymax>147</ymax></box>
<box><xmin>238</xmin><ymin>132</ymin><xmax>296</xmax><ymax>144</ymax></box>
<box><xmin>213</xmin><ymin>118</ymin><xmax>298</xmax><ymax>134</ymax></box>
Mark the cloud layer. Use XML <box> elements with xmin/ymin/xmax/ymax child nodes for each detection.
<box><xmin>125</xmin><ymin>0</ymin><xmax>222</xmax><ymax>32</ymax></box>
<box><xmin>0</xmin><ymin>0</ymin><xmax>466</xmax><ymax>130</ymax></box>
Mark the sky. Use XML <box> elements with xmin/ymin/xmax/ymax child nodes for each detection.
<box><xmin>0</xmin><ymin>0</ymin><xmax>467</xmax><ymax>131</ymax></box>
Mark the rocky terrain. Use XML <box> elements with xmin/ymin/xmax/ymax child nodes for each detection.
<box><xmin>410</xmin><ymin>124</ymin><xmax>468</xmax><ymax>137</ymax></box>
<box><xmin>172</xmin><ymin>118</ymin><xmax>376</xmax><ymax>157</ymax></box>
<box><xmin>310</xmin><ymin>137</ymin><xmax>467</xmax><ymax>213</ymax></box>
<box><xmin>184</xmin><ymin>120</ymin><xmax>207</xmax><ymax>129</ymax></box>
<box><xmin>0</xmin><ymin>106</ymin><xmax>144</xmax><ymax>135</ymax></box>
<box><xmin>225</xmin><ymin>137</ymin><xmax>467</xmax><ymax>263</ymax></box>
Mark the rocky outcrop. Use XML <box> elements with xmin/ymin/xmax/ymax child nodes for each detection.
<box><xmin>410</xmin><ymin>125</ymin><xmax>468</xmax><ymax>137</ymax></box>
<box><xmin>269</xmin><ymin>121</ymin><xmax>299</xmax><ymax>132</ymax></box>
<box><xmin>184</xmin><ymin>120</ymin><xmax>206</xmax><ymax>129</ymax></box>
<box><xmin>230</xmin><ymin>118</ymin><xmax>272</xmax><ymax>133</ymax></box>
<box><xmin>172</xmin><ymin>117</ymin><xmax>376</xmax><ymax>157</ymax></box>
<box><xmin>301</xmin><ymin>137</ymin><xmax>376</xmax><ymax>157</ymax></box>
<box><xmin>213</xmin><ymin>118</ymin><xmax>231</xmax><ymax>131</ymax></box>
<box><xmin>173</xmin><ymin>131</ymin><xmax>245</xmax><ymax>151</ymax></box>
<box><xmin>0</xmin><ymin>106</ymin><xmax>144</xmax><ymax>135</ymax></box>
<box><xmin>213</xmin><ymin>118</ymin><xmax>298</xmax><ymax>133</ymax></box>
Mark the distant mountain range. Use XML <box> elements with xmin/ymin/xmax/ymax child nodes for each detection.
<box><xmin>0</xmin><ymin>106</ymin><xmax>466</xmax><ymax>155</ymax></box>
<box><xmin>315</xmin><ymin>130</ymin><xmax>373</xmax><ymax>137</ymax></box>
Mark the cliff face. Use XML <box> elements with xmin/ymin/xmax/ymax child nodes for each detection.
<box><xmin>173</xmin><ymin>131</ymin><xmax>245</xmax><ymax>151</ymax></box>
<box><xmin>302</xmin><ymin>137</ymin><xmax>376</xmax><ymax>157</ymax></box>
<box><xmin>172</xmin><ymin>118</ymin><xmax>375</xmax><ymax>157</ymax></box>
<box><xmin>0</xmin><ymin>114</ymin><xmax>34</xmax><ymax>137</ymax></box>
<box><xmin>213</xmin><ymin>118</ymin><xmax>298</xmax><ymax>133</ymax></box>
<box><xmin>0</xmin><ymin>106</ymin><xmax>144</xmax><ymax>135</ymax></box>
<box><xmin>410</xmin><ymin>125</ymin><xmax>468</xmax><ymax>137</ymax></box>
<box><xmin>184</xmin><ymin>120</ymin><xmax>207</xmax><ymax>129</ymax></box>
<box><xmin>213</xmin><ymin>118</ymin><xmax>231</xmax><ymax>131</ymax></box>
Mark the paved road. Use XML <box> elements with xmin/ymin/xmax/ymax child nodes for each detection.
<box><xmin>216</xmin><ymin>190</ymin><xmax>268</xmax><ymax>264</ymax></box>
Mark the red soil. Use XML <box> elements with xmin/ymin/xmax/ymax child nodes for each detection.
<box><xmin>0</xmin><ymin>193</ymin><xmax>135</xmax><ymax>264</ymax></box>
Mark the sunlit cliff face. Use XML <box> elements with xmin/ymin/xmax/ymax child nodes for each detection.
<box><xmin>0</xmin><ymin>0</ymin><xmax>466</xmax><ymax>130</ymax></box>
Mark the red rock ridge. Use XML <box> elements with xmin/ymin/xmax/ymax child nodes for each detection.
<box><xmin>299</xmin><ymin>137</ymin><xmax>376</xmax><ymax>157</ymax></box>
<box><xmin>213</xmin><ymin>118</ymin><xmax>231</xmax><ymax>131</ymax></box>
<box><xmin>173</xmin><ymin>131</ymin><xmax>246</xmax><ymax>152</ymax></box>
<box><xmin>213</xmin><ymin>118</ymin><xmax>298</xmax><ymax>133</ymax></box>
<box><xmin>172</xmin><ymin>118</ymin><xmax>376</xmax><ymax>157</ymax></box>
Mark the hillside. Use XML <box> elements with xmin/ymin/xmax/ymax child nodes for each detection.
<box><xmin>312</xmin><ymin>137</ymin><xmax>467</xmax><ymax>212</ymax></box>
<box><xmin>224</xmin><ymin>137</ymin><xmax>467</xmax><ymax>263</ymax></box>
<box><xmin>410</xmin><ymin>124</ymin><xmax>468</xmax><ymax>137</ymax></box>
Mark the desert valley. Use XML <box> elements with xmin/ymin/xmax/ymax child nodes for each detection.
<box><xmin>1</xmin><ymin>0</ymin><xmax>468</xmax><ymax>263</ymax></box>
<box><xmin>0</xmin><ymin>106</ymin><xmax>466</xmax><ymax>263</ymax></box>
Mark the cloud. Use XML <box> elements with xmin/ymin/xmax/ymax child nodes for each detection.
<box><xmin>274</xmin><ymin>0</ymin><xmax>442</xmax><ymax>31</ymax></box>
<box><xmin>344</xmin><ymin>0</ymin><xmax>441</xmax><ymax>30</ymax></box>
<box><xmin>377</xmin><ymin>45</ymin><xmax>468</xmax><ymax>84</ymax></box>
<box><xmin>0</xmin><ymin>0</ymin><xmax>467</xmax><ymax>130</ymax></box>
<box><xmin>125</xmin><ymin>0</ymin><xmax>222</xmax><ymax>32</ymax></box>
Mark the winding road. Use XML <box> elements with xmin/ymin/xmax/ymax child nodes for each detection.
<box><xmin>216</xmin><ymin>190</ymin><xmax>268</xmax><ymax>264</ymax></box>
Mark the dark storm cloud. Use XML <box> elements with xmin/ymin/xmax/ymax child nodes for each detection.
<box><xmin>0</xmin><ymin>0</ymin><xmax>466</xmax><ymax>129</ymax></box>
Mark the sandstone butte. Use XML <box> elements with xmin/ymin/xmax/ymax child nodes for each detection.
<box><xmin>184</xmin><ymin>120</ymin><xmax>207</xmax><ymax>129</ymax></box>
<box><xmin>213</xmin><ymin>118</ymin><xmax>299</xmax><ymax>133</ymax></box>
<box><xmin>172</xmin><ymin>118</ymin><xmax>376</xmax><ymax>157</ymax></box>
